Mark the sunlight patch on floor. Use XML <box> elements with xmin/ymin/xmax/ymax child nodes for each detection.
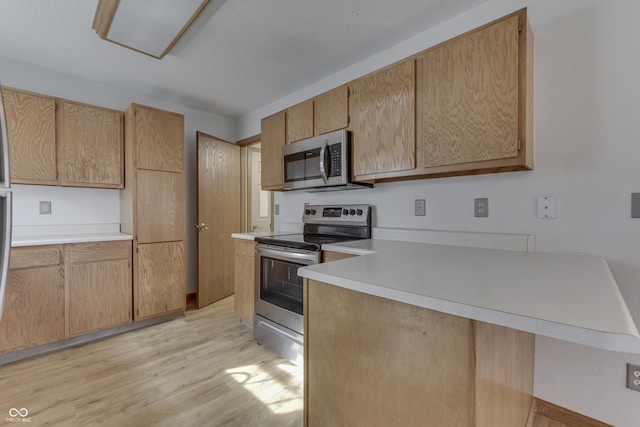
<box><xmin>225</xmin><ymin>363</ymin><xmax>303</xmax><ymax>415</ymax></box>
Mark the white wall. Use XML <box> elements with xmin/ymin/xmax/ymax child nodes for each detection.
<box><xmin>0</xmin><ymin>57</ymin><xmax>237</xmax><ymax>293</ymax></box>
<box><xmin>238</xmin><ymin>0</ymin><xmax>640</xmax><ymax>425</ymax></box>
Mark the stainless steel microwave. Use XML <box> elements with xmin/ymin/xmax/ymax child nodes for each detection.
<box><xmin>282</xmin><ymin>129</ymin><xmax>372</xmax><ymax>192</ymax></box>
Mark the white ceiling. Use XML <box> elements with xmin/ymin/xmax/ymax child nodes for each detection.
<box><xmin>0</xmin><ymin>0</ymin><xmax>490</xmax><ymax>119</ymax></box>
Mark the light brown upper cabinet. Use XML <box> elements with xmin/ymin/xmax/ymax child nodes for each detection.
<box><xmin>350</xmin><ymin>59</ymin><xmax>416</xmax><ymax>178</ymax></box>
<box><xmin>287</xmin><ymin>86</ymin><xmax>350</xmax><ymax>143</ymax></box>
<box><xmin>58</xmin><ymin>100</ymin><xmax>124</xmax><ymax>188</ymax></box>
<box><xmin>415</xmin><ymin>9</ymin><xmax>533</xmax><ymax>176</ymax></box>
<box><xmin>259</xmin><ymin>9</ymin><xmax>532</xmax><ymax>185</ymax></box>
<box><xmin>314</xmin><ymin>85</ymin><xmax>349</xmax><ymax>136</ymax></box>
<box><xmin>286</xmin><ymin>99</ymin><xmax>314</xmax><ymax>144</ymax></box>
<box><xmin>260</xmin><ymin>110</ymin><xmax>287</xmax><ymax>190</ymax></box>
<box><xmin>134</xmin><ymin>106</ymin><xmax>184</xmax><ymax>172</ymax></box>
<box><xmin>3</xmin><ymin>88</ymin><xmax>58</xmax><ymax>185</ymax></box>
<box><xmin>3</xmin><ymin>87</ymin><xmax>125</xmax><ymax>188</ymax></box>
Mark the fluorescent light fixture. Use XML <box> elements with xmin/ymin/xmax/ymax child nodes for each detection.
<box><xmin>93</xmin><ymin>0</ymin><xmax>211</xmax><ymax>59</ymax></box>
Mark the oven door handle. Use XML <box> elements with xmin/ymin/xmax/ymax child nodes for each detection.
<box><xmin>256</xmin><ymin>244</ymin><xmax>320</xmax><ymax>264</ymax></box>
<box><xmin>319</xmin><ymin>139</ymin><xmax>329</xmax><ymax>184</ymax></box>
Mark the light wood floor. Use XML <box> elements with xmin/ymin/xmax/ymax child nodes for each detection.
<box><xmin>0</xmin><ymin>296</ymin><xmax>303</xmax><ymax>426</ymax></box>
<box><xmin>533</xmin><ymin>415</ymin><xmax>569</xmax><ymax>427</ymax></box>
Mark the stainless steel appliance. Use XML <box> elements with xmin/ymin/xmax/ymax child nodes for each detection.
<box><xmin>254</xmin><ymin>204</ymin><xmax>371</xmax><ymax>365</ymax></box>
<box><xmin>0</xmin><ymin>84</ymin><xmax>13</xmax><ymax>320</ymax></box>
<box><xmin>282</xmin><ymin>129</ymin><xmax>373</xmax><ymax>192</ymax></box>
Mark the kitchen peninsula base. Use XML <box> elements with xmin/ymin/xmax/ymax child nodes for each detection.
<box><xmin>304</xmin><ymin>279</ymin><xmax>534</xmax><ymax>427</ymax></box>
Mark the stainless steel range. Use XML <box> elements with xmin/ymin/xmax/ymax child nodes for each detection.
<box><xmin>254</xmin><ymin>204</ymin><xmax>371</xmax><ymax>365</ymax></box>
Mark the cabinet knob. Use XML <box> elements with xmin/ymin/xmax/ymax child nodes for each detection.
<box><xmin>195</xmin><ymin>222</ymin><xmax>209</xmax><ymax>230</ymax></box>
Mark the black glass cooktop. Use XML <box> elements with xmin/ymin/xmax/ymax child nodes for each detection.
<box><xmin>255</xmin><ymin>233</ymin><xmax>363</xmax><ymax>252</ymax></box>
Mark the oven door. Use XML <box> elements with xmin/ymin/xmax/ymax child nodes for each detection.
<box><xmin>254</xmin><ymin>244</ymin><xmax>320</xmax><ymax>335</ymax></box>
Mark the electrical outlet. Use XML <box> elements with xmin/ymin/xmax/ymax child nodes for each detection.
<box><xmin>39</xmin><ymin>201</ymin><xmax>52</xmax><ymax>215</ymax></box>
<box><xmin>274</xmin><ymin>204</ymin><xmax>280</xmax><ymax>215</ymax></box>
<box><xmin>474</xmin><ymin>198</ymin><xmax>488</xmax><ymax>217</ymax></box>
<box><xmin>415</xmin><ymin>199</ymin><xmax>425</xmax><ymax>216</ymax></box>
<box><xmin>627</xmin><ymin>363</ymin><xmax>640</xmax><ymax>392</ymax></box>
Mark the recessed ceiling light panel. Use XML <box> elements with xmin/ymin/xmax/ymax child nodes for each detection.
<box><xmin>93</xmin><ymin>0</ymin><xmax>211</xmax><ymax>59</ymax></box>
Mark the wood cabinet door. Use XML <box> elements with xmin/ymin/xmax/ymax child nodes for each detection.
<box><xmin>260</xmin><ymin>111</ymin><xmax>286</xmax><ymax>190</ymax></box>
<box><xmin>134</xmin><ymin>105</ymin><xmax>184</xmax><ymax>172</ymax></box>
<box><xmin>350</xmin><ymin>59</ymin><xmax>415</xmax><ymax>177</ymax></box>
<box><xmin>136</xmin><ymin>170</ymin><xmax>185</xmax><ymax>243</ymax></box>
<box><xmin>0</xmin><ymin>246</ymin><xmax>64</xmax><ymax>354</ymax></box>
<box><xmin>420</xmin><ymin>14</ymin><xmax>520</xmax><ymax>168</ymax></box>
<box><xmin>233</xmin><ymin>239</ymin><xmax>255</xmax><ymax>324</ymax></box>
<box><xmin>66</xmin><ymin>241</ymin><xmax>132</xmax><ymax>337</ymax></box>
<box><xmin>3</xmin><ymin>88</ymin><xmax>58</xmax><ymax>185</ymax></box>
<box><xmin>58</xmin><ymin>100</ymin><xmax>124</xmax><ymax>188</ymax></box>
<box><xmin>314</xmin><ymin>85</ymin><xmax>349</xmax><ymax>136</ymax></box>
<box><xmin>286</xmin><ymin>99</ymin><xmax>314</xmax><ymax>144</ymax></box>
<box><xmin>135</xmin><ymin>241</ymin><xmax>186</xmax><ymax>320</ymax></box>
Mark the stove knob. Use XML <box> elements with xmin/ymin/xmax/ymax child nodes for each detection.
<box><xmin>349</xmin><ymin>209</ymin><xmax>356</xmax><ymax>216</ymax></box>
<box><xmin>305</xmin><ymin>209</ymin><xmax>311</xmax><ymax>215</ymax></box>
<box><xmin>343</xmin><ymin>209</ymin><xmax>349</xmax><ymax>216</ymax></box>
<box><xmin>356</xmin><ymin>209</ymin><xmax>363</xmax><ymax>216</ymax></box>
<box><xmin>310</xmin><ymin>209</ymin><xmax>316</xmax><ymax>215</ymax></box>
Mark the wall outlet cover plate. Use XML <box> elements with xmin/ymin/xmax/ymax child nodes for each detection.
<box><xmin>474</xmin><ymin>198</ymin><xmax>488</xmax><ymax>218</ymax></box>
<box><xmin>537</xmin><ymin>196</ymin><xmax>557</xmax><ymax>219</ymax></box>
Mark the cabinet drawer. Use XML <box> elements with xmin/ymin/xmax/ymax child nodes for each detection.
<box><xmin>67</xmin><ymin>241</ymin><xmax>132</xmax><ymax>264</ymax></box>
<box><xmin>9</xmin><ymin>245</ymin><xmax>62</xmax><ymax>270</ymax></box>
<box><xmin>234</xmin><ymin>239</ymin><xmax>255</xmax><ymax>258</ymax></box>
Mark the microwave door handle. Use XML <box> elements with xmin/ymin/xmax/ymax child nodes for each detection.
<box><xmin>319</xmin><ymin>139</ymin><xmax>329</xmax><ymax>184</ymax></box>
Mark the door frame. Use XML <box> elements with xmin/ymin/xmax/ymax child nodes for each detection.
<box><xmin>237</xmin><ymin>134</ymin><xmax>273</xmax><ymax>233</ymax></box>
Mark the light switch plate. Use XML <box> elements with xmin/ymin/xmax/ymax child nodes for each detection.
<box><xmin>537</xmin><ymin>196</ymin><xmax>557</xmax><ymax>219</ymax></box>
<box><xmin>415</xmin><ymin>199</ymin><xmax>425</xmax><ymax>216</ymax></box>
<box><xmin>39</xmin><ymin>201</ymin><xmax>52</xmax><ymax>215</ymax></box>
<box><xmin>631</xmin><ymin>193</ymin><xmax>640</xmax><ymax>218</ymax></box>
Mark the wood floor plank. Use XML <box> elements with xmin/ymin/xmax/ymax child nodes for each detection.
<box><xmin>0</xmin><ymin>296</ymin><xmax>303</xmax><ymax>426</ymax></box>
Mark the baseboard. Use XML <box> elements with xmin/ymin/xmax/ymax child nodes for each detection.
<box><xmin>535</xmin><ymin>398</ymin><xmax>613</xmax><ymax>427</ymax></box>
<box><xmin>0</xmin><ymin>311</ymin><xmax>185</xmax><ymax>366</ymax></box>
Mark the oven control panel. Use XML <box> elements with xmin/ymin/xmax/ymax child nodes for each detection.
<box><xmin>302</xmin><ymin>204</ymin><xmax>371</xmax><ymax>226</ymax></box>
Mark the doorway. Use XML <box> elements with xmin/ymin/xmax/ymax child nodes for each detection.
<box><xmin>240</xmin><ymin>140</ymin><xmax>273</xmax><ymax>233</ymax></box>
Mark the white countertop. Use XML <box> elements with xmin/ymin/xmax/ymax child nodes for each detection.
<box><xmin>12</xmin><ymin>232</ymin><xmax>133</xmax><ymax>247</ymax></box>
<box><xmin>231</xmin><ymin>231</ymin><xmax>281</xmax><ymax>241</ymax></box>
<box><xmin>11</xmin><ymin>224</ymin><xmax>133</xmax><ymax>247</ymax></box>
<box><xmin>301</xmin><ymin>238</ymin><xmax>640</xmax><ymax>353</ymax></box>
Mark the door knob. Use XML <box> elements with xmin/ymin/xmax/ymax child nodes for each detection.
<box><xmin>195</xmin><ymin>222</ymin><xmax>209</xmax><ymax>230</ymax></box>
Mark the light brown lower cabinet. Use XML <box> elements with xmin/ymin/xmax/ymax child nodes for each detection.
<box><xmin>305</xmin><ymin>279</ymin><xmax>535</xmax><ymax>427</ymax></box>
<box><xmin>135</xmin><ymin>241</ymin><xmax>186</xmax><ymax>320</ymax></box>
<box><xmin>0</xmin><ymin>246</ymin><xmax>65</xmax><ymax>354</ymax></box>
<box><xmin>66</xmin><ymin>241</ymin><xmax>132</xmax><ymax>337</ymax></box>
<box><xmin>233</xmin><ymin>239</ymin><xmax>255</xmax><ymax>325</ymax></box>
<box><xmin>322</xmin><ymin>251</ymin><xmax>357</xmax><ymax>263</ymax></box>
